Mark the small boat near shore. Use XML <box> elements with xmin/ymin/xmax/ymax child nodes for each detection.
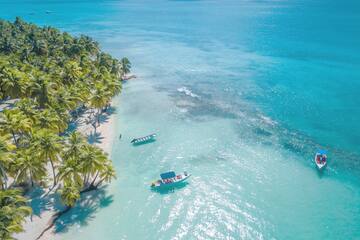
<box><xmin>131</xmin><ymin>133</ymin><xmax>156</xmax><ymax>145</ymax></box>
<box><xmin>151</xmin><ymin>171</ymin><xmax>191</xmax><ymax>190</ymax></box>
<box><xmin>315</xmin><ymin>150</ymin><xmax>327</xmax><ymax>170</ymax></box>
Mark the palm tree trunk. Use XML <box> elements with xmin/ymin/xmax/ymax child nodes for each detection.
<box><xmin>89</xmin><ymin>171</ymin><xmax>99</xmax><ymax>187</ymax></box>
<box><xmin>1</xmin><ymin>176</ymin><xmax>5</xmax><ymax>190</ymax></box>
<box><xmin>95</xmin><ymin>178</ymin><xmax>105</xmax><ymax>188</ymax></box>
<box><xmin>83</xmin><ymin>174</ymin><xmax>87</xmax><ymax>187</ymax></box>
<box><xmin>30</xmin><ymin>171</ymin><xmax>34</xmax><ymax>187</ymax></box>
<box><xmin>96</xmin><ymin>109</ymin><xmax>101</xmax><ymax>125</ymax></box>
<box><xmin>92</xmin><ymin>121</ymin><xmax>97</xmax><ymax>134</ymax></box>
<box><xmin>36</xmin><ymin>205</ymin><xmax>72</xmax><ymax>240</ymax></box>
<box><xmin>49</xmin><ymin>158</ymin><xmax>57</xmax><ymax>188</ymax></box>
<box><xmin>12</xmin><ymin>168</ymin><xmax>26</xmax><ymax>187</ymax></box>
<box><xmin>11</xmin><ymin>130</ymin><xmax>18</xmax><ymax>147</ymax></box>
<box><xmin>83</xmin><ymin>173</ymin><xmax>90</xmax><ymax>187</ymax></box>
<box><xmin>0</xmin><ymin>165</ymin><xmax>7</xmax><ymax>189</ymax></box>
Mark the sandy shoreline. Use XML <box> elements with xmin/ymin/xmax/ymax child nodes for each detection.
<box><xmin>14</xmin><ymin>103</ymin><xmax>117</xmax><ymax>240</ymax></box>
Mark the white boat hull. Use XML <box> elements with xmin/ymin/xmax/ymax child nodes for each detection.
<box><xmin>316</xmin><ymin>162</ymin><xmax>327</xmax><ymax>170</ymax></box>
<box><xmin>314</xmin><ymin>154</ymin><xmax>327</xmax><ymax>170</ymax></box>
<box><xmin>151</xmin><ymin>173</ymin><xmax>191</xmax><ymax>190</ymax></box>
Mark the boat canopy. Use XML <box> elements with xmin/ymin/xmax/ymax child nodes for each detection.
<box><xmin>131</xmin><ymin>134</ymin><xmax>157</xmax><ymax>143</ymax></box>
<box><xmin>160</xmin><ymin>171</ymin><xmax>176</xmax><ymax>179</ymax></box>
<box><xmin>317</xmin><ymin>150</ymin><xmax>327</xmax><ymax>155</ymax></box>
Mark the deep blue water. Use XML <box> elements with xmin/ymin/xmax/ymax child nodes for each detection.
<box><xmin>2</xmin><ymin>0</ymin><xmax>360</xmax><ymax>239</ymax></box>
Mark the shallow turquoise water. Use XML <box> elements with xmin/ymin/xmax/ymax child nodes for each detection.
<box><xmin>1</xmin><ymin>0</ymin><xmax>360</xmax><ymax>239</ymax></box>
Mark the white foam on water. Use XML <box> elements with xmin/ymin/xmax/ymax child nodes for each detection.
<box><xmin>177</xmin><ymin>86</ymin><xmax>200</xmax><ymax>99</ymax></box>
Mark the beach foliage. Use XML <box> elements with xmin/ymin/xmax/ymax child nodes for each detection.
<box><xmin>0</xmin><ymin>189</ymin><xmax>31</xmax><ymax>240</ymax></box>
<box><xmin>0</xmin><ymin>17</ymin><xmax>128</xmax><ymax>236</ymax></box>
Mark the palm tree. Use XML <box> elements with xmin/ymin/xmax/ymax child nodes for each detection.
<box><xmin>20</xmin><ymin>47</ymin><xmax>32</xmax><ymax>62</ymax></box>
<box><xmin>79</xmin><ymin>145</ymin><xmax>105</xmax><ymax>187</ymax></box>
<box><xmin>57</xmin><ymin>157</ymin><xmax>83</xmax><ymax>188</ymax></box>
<box><xmin>14</xmin><ymin>17</ymin><xmax>26</xmax><ymax>30</ymax></box>
<box><xmin>69</xmin><ymin>82</ymin><xmax>90</xmax><ymax>105</ymax></box>
<box><xmin>95</xmin><ymin>163</ymin><xmax>116</xmax><ymax>188</ymax></box>
<box><xmin>0</xmin><ymin>189</ymin><xmax>32</xmax><ymax>239</ymax></box>
<box><xmin>62</xmin><ymin>132</ymin><xmax>85</xmax><ymax>161</ymax></box>
<box><xmin>53</xmin><ymin>88</ymin><xmax>79</xmax><ymax>111</ymax></box>
<box><xmin>120</xmin><ymin>57</ymin><xmax>131</xmax><ymax>79</ymax></box>
<box><xmin>0</xmin><ymin>67</ymin><xmax>27</xmax><ymax>98</ymax></box>
<box><xmin>34</xmin><ymin>108</ymin><xmax>67</xmax><ymax>133</ymax></box>
<box><xmin>97</xmin><ymin>53</ymin><xmax>113</xmax><ymax>69</ymax></box>
<box><xmin>15</xmin><ymin>98</ymin><xmax>38</xmax><ymax>122</ymax></box>
<box><xmin>0</xmin><ymin>36</ymin><xmax>17</xmax><ymax>54</ymax></box>
<box><xmin>82</xmin><ymin>146</ymin><xmax>115</xmax><ymax>188</ymax></box>
<box><xmin>62</xmin><ymin>61</ymin><xmax>82</xmax><ymax>85</ymax></box>
<box><xmin>59</xmin><ymin>132</ymin><xmax>89</xmax><ymax>187</ymax></box>
<box><xmin>106</xmin><ymin>78</ymin><xmax>121</xmax><ymax>98</ymax></box>
<box><xmin>53</xmin><ymin>107</ymin><xmax>70</xmax><ymax>133</ymax></box>
<box><xmin>30</xmin><ymin>75</ymin><xmax>55</xmax><ymax>108</ymax></box>
<box><xmin>100</xmin><ymin>71</ymin><xmax>122</xmax><ymax>98</ymax></box>
<box><xmin>110</xmin><ymin>59</ymin><xmax>121</xmax><ymax>79</ymax></box>
<box><xmin>0</xmin><ymin>110</ymin><xmax>32</xmax><ymax>146</ymax></box>
<box><xmin>79</xmin><ymin>35</ymin><xmax>99</xmax><ymax>56</ymax></box>
<box><xmin>88</xmin><ymin>84</ymin><xmax>108</xmax><ymax>109</ymax></box>
<box><xmin>0</xmin><ymin>135</ymin><xmax>15</xmax><ymax>190</ymax></box>
<box><xmin>32</xmin><ymin>130</ymin><xmax>63</xmax><ymax>188</ymax></box>
<box><xmin>59</xmin><ymin>183</ymin><xmax>80</xmax><ymax>207</ymax></box>
<box><xmin>33</xmin><ymin>40</ymin><xmax>49</xmax><ymax>56</ymax></box>
<box><xmin>14</xmin><ymin>150</ymin><xmax>46</xmax><ymax>187</ymax></box>
<box><xmin>88</xmin><ymin>84</ymin><xmax>110</xmax><ymax>133</ymax></box>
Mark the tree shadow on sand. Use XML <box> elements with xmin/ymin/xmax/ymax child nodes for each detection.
<box><xmin>63</xmin><ymin>105</ymin><xmax>116</xmax><ymax>144</ymax></box>
<box><xmin>87</xmin><ymin>106</ymin><xmax>116</xmax><ymax>144</ymax></box>
<box><xmin>26</xmin><ymin>187</ymin><xmax>64</xmax><ymax>219</ymax></box>
<box><xmin>101</xmin><ymin>106</ymin><xmax>116</xmax><ymax>118</ymax></box>
<box><xmin>87</xmin><ymin>132</ymin><xmax>104</xmax><ymax>144</ymax></box>
<box><xmin>53</xmin><ymin>187</ymin><xmax>114</xmax><ymax>234</ymax></box>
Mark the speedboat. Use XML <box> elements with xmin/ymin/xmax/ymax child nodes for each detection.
<box><xmin>151</xmin><ymin>171</ymin><xmax>190</xmax><ymax>190</ymax></box>
<box><xmin>315</xmin><ymin>150</ymin><xmax>327</xmax><ymax>170</ymax></box>
<box><xmin>131</xmin><ymin>133</ymin><xmax>156</xmax><ymax>145</ymax></box>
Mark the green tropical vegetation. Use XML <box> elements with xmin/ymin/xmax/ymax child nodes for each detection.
<box><xmin>0</xmin><ymin>190</ymin><xmax>31</xmax><ymax>240</ymax></box>
<box><xmin>0</xmin><ymin>17</ymin><xmax>130</xmax><ymax>238</ymax></box>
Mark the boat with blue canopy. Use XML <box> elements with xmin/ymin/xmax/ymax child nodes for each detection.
<box><xmin>315</xmin><ymin>150</ymin><xmax>327</xmax><ymax>170</ymax></box>
<box><xmin>131</xmin><ymin>133</ymin><xmax>156</xmax><ymax>145</ymax></box>
<box><xmin>151</xmin><ymin>171</ymin><xmax>190</xmax><ymax>189</ymax></box>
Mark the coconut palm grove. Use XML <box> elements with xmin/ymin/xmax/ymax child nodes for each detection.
<box><xmin>0</xmin><ymin>17</ymin><xmax>130</xmax><ymax>239</ymax></box>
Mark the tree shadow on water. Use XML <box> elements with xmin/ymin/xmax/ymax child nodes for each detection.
<box><xmin>54</xmin><ymin>187</ymin><xmax>114</xmax><ymax>234</ymax></box>
<box><xmin>316</xmin><ymin>167</ymin><xmax>327</xmax><ymax>179</ymax></box>
<box><xmin>151</xmin><ymin>182</ymin><xmax>189</xmax><ymax>195</ymax></box>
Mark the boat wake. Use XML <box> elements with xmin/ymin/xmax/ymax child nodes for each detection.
<box><xmin>177</xmin><ymin>86</ymin><xmax>200</xmax><ymax>99</ymax></box>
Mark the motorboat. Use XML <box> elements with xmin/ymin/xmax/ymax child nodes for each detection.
<box><xmin>151</xmin><ymin>171</ymin><xmax>190</xmax><ymax>189</ymax></box>
<box><xmin>315</xmin><ymin>150</ymin><xmax>327</xmax><ymax>170</ymax></box>
<box><xmin>131</xmin><ymin>133</ymin><xmax>156</xmax><ymax>145</ymax></box>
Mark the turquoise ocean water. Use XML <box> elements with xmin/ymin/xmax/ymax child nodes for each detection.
<box><xmin>1</xmin><ymin>0</ymin><xmax>360</xmax><ymax>239</ymax></box>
